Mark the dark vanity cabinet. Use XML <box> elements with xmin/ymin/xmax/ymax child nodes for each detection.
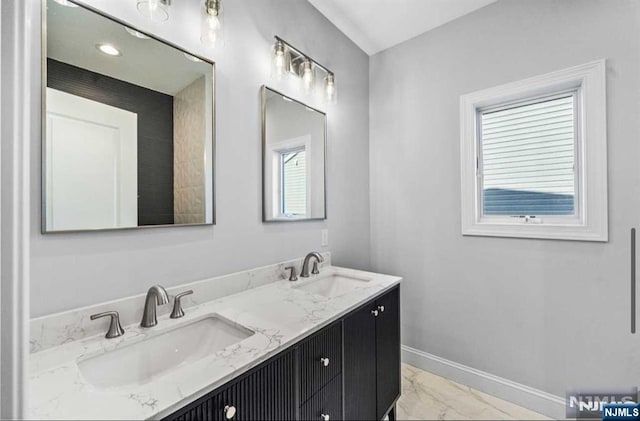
<box><xmin>344</xmin><ymin>286</ymin><xmax>401</xmax><ymax>420</ymax></box>
<box><xmin>168</xmin><ymin>349</ymin><xmax>297</xmax><ymax>421</ymax></box>
<box><xmin>165</xmin><ymin>286</ymin><xmax>400</xmax><ymax>421</ymax></box>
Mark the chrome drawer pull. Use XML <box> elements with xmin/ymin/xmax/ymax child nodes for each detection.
<box><xmin>224</xmin><ymin>405</ymin><xmax>236</xmax><ymax>419</ymax></box>
<box><xmin>371</xmin><ymin>309</ymin><xmax>379</xmax><ymax>317</ymax></box>
<box><xmin>321</xmin><ymin>414</ymin><xmax>330</xmax><ymax>421</ymax></box>
<box><xmin>378</xmin><ymin>305</ymin><xmax>385</xmax><ymax>313</ymax></box>
<box><xmin>320</xmin><ymin>357</ymin><xmax>330</xmax><ymax>367</ymax></box>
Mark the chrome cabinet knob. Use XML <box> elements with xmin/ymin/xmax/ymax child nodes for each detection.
<box><xmin>224</xmin><ymin>405</ymin><xmax>236</xmax><ymax>419</ymax></box>
<box><xmin>378</xmin><ymin>305</ymin><xmax>385</xmax><ymax>313</ymax></box>
<box><xmin>371</xmin><ymin>309</ymin><xmax>379</xmax><ymax>317</ymax></box>
<box><xmin>320</xmin><ymin>357</ymin><xmax>330</xmax><ymax>367</ymax></box>
<box><xmin>321</xmin><ymin>414</ymin><xmax>330</xmax><ymax>421</ymax></box>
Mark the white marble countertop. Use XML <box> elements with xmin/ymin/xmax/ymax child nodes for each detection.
<box><xmin>29</xmin><ymin>266</ymin><xmax>401</xmax><ymax>420</ymax></box>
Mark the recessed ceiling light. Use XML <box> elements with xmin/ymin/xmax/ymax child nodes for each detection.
<box><xmin>125</xmin><ymin>27</ymin><xmax>150</xmax><ymax>39</ymax></box>
<box><xmin>183</xmin><ymin>53</ymin><xmax>203</xmax><ymax>63</ymax></box>
<box><xmin>96</xmin><ymin>44</ymin><xmax>121</xmax><ymax>57</ymax></box>
<box><xmin>53</xmin><ymin>0</ymin><xmax>78</xmax><ymax>7</ymax></box>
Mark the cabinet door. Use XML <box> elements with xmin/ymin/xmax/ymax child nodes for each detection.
<box><xmin>165</xmin><ymin>349</ymin><xmax>297</xmax><ymax>421</ymax></box>
<box><xmin>343</xmin><ymin>302</ymin><xmax>377</xmax><ymax>421</ymax></box>
<box><xmin>375</xmin><ymin>287</ymin><xmax>401</xmax><ymax>420</ymax></box>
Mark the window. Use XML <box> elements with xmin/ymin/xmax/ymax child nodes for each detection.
<box><xmin>460</xmin><ymin>60</ymin><xmax>607</xmax><ymax>241</ymax></box>
<box><xmin>281</xmin><ymin>148</ymin><xmax>307</xmax><ymax>216</ymax></box>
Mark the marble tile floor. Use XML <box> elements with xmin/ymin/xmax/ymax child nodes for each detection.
<box><xmin>396</xmin><ymin>363</ymin><xmax>549</xmax><ymax>420</ymax></box>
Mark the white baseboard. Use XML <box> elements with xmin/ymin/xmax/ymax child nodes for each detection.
<box><xmin>401</xmin><ymin>345</ymin><xmax>566</xmax><ymax>420</ymax></box>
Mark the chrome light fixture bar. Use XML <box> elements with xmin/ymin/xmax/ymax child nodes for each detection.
<box><xmin>272</xmin><ymin>36</ymin><xmax>337</xmax><ymax>104</ymax></box>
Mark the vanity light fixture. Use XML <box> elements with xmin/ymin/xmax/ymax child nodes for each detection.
<box><xmin>53</xmin><ymin>0</ymin><xmax>78</xmax><ymax>7</ymax></box>
<box><xmin>137</xmin><ymin>0</ymin><xmax>171</xmax><ymax>22</ymax></box>
<box><xmin>96</xmin><ymin>43</ymin><xmax>121</xmax><ymax>56</ymax></box>
<box><xmin>201</xmin><ymin>0</ymin><xmax>223</xmax><ymax>48</ymax></box>
<box><xmin>271</xmin><ymin>36</ymin><xmax>337</xmax><ymax>104</ymax></box>
<box><xmin>125</xmin><ymin>27</ymin><xmax>150</xmax><ymax>39</ymax></box>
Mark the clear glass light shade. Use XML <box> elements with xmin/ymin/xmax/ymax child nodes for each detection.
<box><xmin>272</xmin><ymin>41</ymin><xmax>289</xmax><ymax>80</ymax></box>
<box><xmin>324</xmin><ymin>73</ymin><xmax>337</xmax><ymax>104</ymax></box>
<box><xmin>300</xmin><ymin>59</ymin><xmax>315</xmax><ymax>95</ymax></box>
<box><xmin>137</xmin><ymin>0</ymin><xmax>169</xmax><ymax>22</ymax></box>
<box><xmin>201</xmin><ymin>4</ymin><xmax>224</xmax><ymax>48</ymax></box>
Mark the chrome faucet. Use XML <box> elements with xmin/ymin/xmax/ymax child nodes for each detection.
<box><xmin>301</xmin><ymin>252</ymin><xmax>324</xmax><ymax>277</ymax></box>
<box><xmin>140</xmin><ymin>285</ymin><xmax>169</xmax><ymax>328</ymax></box>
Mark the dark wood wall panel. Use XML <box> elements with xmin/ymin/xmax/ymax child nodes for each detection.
<box><xmin>47</xmin><ymin>58</ymin><xmax>175</xmax><ymax>225</ymax></box>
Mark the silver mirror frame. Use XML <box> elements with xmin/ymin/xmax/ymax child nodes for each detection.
<box><xmin>41</xmin><ymin>0</ymin><xmax>216</xmax><ymax>233</ymax></box>
<box><xmin>261</xmin><ymin>85</ymin><xmax>327</xmax><ymax>223</ymax></box>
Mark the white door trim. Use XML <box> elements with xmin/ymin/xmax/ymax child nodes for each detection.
<box><xmin>0</xmin><ymin>0</ymin><xmax>33</xmax><ymax>418</ymax></box>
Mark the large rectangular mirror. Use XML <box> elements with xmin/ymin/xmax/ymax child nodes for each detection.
<box><xmin>43</xmin><ymin>0</ymin><xmax>214</xmax><ymax>232</ymax></box>
<box><xmin>262</xmin><ymin>86</ymin><xmax>326</xmax><ymax>222</ymax></box>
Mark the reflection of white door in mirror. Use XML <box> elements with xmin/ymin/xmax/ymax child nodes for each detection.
<box><xmin>265</xmin><ymin>135</ymin><xmax>312</xmax><ymax>220</ymax></box>
<box><xmin>45</xmin><ymin>88</ymin><xmax>138</xmax><ymax>231</ymax></box>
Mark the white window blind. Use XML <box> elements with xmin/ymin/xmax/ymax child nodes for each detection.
<box><xmin>479</xmin><ymin>94</ymin><xmax>577</xmax><ymax>216</ymax></box>
<box><xmin>282</xmin><ymin>149</ymin><xmax>307</xmax><ymax>216</ymax></box>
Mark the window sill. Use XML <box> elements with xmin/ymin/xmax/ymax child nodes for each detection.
<box><xmin>462</xmin><ymin>221</ymin><xmax>608</xmax><ymax>242</ymax></box>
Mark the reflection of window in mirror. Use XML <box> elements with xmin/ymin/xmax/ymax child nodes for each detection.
<box><xmin>281</xmin><ymin>148</ymin><xmax>307</xmax><ymax>217</ymax></box>
<box><xmin>262</xmin><ymin>86</ymin><xmax>326</xmax><ymax>222</ymax></box>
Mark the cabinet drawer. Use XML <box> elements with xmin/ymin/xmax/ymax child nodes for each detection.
<box><xmin>299</xmin><ymin>322</ymin><xmax>342</xmax><ymax>403</ymax></box>
<box><xmin>165</xmin><ymin>349</ymin><xmax>296</xmax><ymax>421</ymax></box>
<box><xmin>300</xmin><ymin>374</ymin><xmax>343</xmax><ymax>421</ymax></box>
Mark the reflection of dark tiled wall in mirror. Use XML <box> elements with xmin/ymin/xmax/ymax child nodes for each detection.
<box><xmin>46</xmin><ymin>58</ymin><xmax>175</xmax><ymax>226</ymax></box>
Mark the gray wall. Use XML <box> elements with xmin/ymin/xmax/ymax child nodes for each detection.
<box><xmin>31</xmin><ymin>0</ymin><xmax>371</xmax><ymax>316</ymax></box>
<box><xmin>370</xmin><ymin>0</ymin><xmax>640</xmax><ymax>397</ymax></box>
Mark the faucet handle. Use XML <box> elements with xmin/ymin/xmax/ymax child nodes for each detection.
<box><xmin>285</xmin><ymin>266</ymin><xmax>298</xmax><ymax>282</ymax></box>
<box><xmin>90</xmin><ymin>311</ymin><xmax>125</xmax><ymax>339</ymax></box>
<box><xmin>170</xmin><ymin>290</ymin><xmax>194</xmax><ymax>319</ymax></box>
<box><xmin>312</xmin><ymin>261</ymin><xmax>320</xmax><ymax>275</ymax></box>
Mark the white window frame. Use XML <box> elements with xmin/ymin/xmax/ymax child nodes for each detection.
<box><xmin>264</xmin><ymin>135</ymin><xmax>312</xmax><ymax>220</ymax></box>
<box><xmin>460</xmin><ymin>60</ymin><xmax>608</xmax><ymax>241</ymax></box>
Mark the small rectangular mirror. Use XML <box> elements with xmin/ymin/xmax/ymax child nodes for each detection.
<box><xmin>262</xmin><ymin>86</ymin><xmax>326</xmax><ymax>222</ymax></box>
<box><xmin>43</xmin><ymin>0</ymin><xmax>215</xmax><ymax>232</ymax></box>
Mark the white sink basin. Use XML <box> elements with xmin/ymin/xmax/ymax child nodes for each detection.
<box><xmin>294</xmin><ymin>274</ymin><xmax>371</xmax><ymax>298</ymax></box>
<box><xmin>78</xmin><ymin>316</ymin><xmax>254</xmax><ymax>388</ymax></box>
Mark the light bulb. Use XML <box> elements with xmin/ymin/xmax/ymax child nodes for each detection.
<box><xmin>137</xmin><ymin>0</ymin><xmax>169</xmax><ymax>22</ymax></box>
<box><xmin>324</xmin><ymin>73</ymin><xmax>337</xmax><ymax>104</ymax></box>
<box><xmin>300</xmin><ymin>59</ymin><xmax>315</xmax><ymax>95</ymax></box>
<box><xmin>272</xmin><ymin>40</ymin><xmax>288</xmax><ymax>79</ymax></box>
<box><xmin>201</xmin><ymin>0</ymin><xmax>223</xmax><ymax>47</ymax></box>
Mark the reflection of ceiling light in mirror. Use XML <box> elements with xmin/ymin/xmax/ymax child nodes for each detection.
<box><xmin>53</xmin><ymin>0</ymin><xmax>78</xmax><ymax>6</ymax></box>
<box><xmin>96</xmin><ymin>44</ymin><xmax>121</xmax><ymax>56</ymax></box>
<box><xmin>137</xmin><ymin>0</ymin><xmax>170</xmax><ymax>22</ymax></box>
<box><xmin>183</xmin><ymin>53</ymin><xmax>204</xmax><ymax>63</ymax></box>
<box><xmin>125</xmin><ymin>27</ymin><xmax>150</xmax><ymax>39</ymax></box>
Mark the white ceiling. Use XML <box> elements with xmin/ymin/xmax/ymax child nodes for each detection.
<box><xmin>308</xmin><ymin>0</ymin><xmax>498</xmax><ymax>55</ymax></box>
<box><xmin>47</xmin><ymin>0</ymin><xmax>211</xmax><ymax>95</ymax></box>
